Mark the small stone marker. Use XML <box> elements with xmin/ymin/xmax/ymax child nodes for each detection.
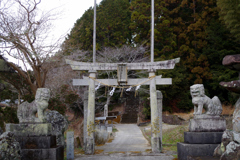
<box><xmin>107</xmin><ymin>127</ymin><xmax>112</xmax><ymax>132</ymax></box>
<box><xmin>67</xmin><ymin>131</ymin><xmax>74</xmax><ymax>160</ymax></box>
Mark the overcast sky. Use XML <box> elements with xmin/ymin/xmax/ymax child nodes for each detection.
<box><xmin>6</xmin><ymin>0</ymin><xmax>103</xmax><ymax>66</ymax></box>
<box><xmin>40</xmin><ymin>0</ymin><xmax>103</xmax><ymax>42</ymax></box>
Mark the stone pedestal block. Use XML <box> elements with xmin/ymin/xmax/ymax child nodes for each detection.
<box><xmin>21</xmin><ymin>145</ymin><xmax>64</xmax><ymax>160</ymax></box>
<box><xmin>189</xmin><ymin>115</ymin><xmax>226</xmax><ymax>132</ymax></box>
<box><xmin>177</xmin><ymin>142</ymin><xmax>219</xmax><ymax>160</ymax></box>
<box><xmin>184</xmin><ymin>132</ymin><xmax>223</xmax><ymax>144</ymax></box>
<box><xmin>5</xmin><ymin>123</ymin><xmax>52</xmax><ymax>136</ymax></box>
<box><xmin>15</xmin><ymin>136</ymin><xmax>56</xmax><ymax>149</ymax></box>
<box><xmin>6</xmin><ymin>123</ymin><xmax>63</xmax><ymax>160</ymax></box>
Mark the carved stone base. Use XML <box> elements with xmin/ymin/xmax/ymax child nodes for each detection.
<box><xmin>21</xmin><ymin>145</ymin><xmax>64</xmax><ymax>160</ymax></box>
<box><xmin>177</xmin><ymin>142</ymin><xmax>219</xmax><ymax>160</ymax></box>
<box><xmin>15</xmin><ymin>136</ymin><xmax>56</xmax><ymax>149</ymax></box>
<box><xmin>5</xmin><ymin>123</ymin><xmax>52</xmax><ymax>136</ymax></box>
<box><xmin>6</xmin><ymin>122</ymin><xmax>64</xmax><ymax>160</ymax></box>
<box><xmin>189</xmin><ymin>115</ymin><xmax>226</xmax><ymax>132</ymax></box>
<box><xmin>184</xmin><ymin>132</ymin><xmax>223</xmax><ymax>144</ymax></box>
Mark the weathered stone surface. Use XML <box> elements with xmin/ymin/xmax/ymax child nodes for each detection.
<box><xmin>222</xmin><ymin>130</ymin><xmax>234</xmax><ymax>148</ymax></box>
<box><xmin>233</xmin><ymin>98</ymin><xmax>240</xmax><ymax>132</ymax></box>
<box><xmin>184</xmin><ymin>132</ymin><xmax>223</xmax><ymax>144</ymax></box>
<box><xmin>177</xmin><ymin>142</ymin><xmax>219</xmax><ymax>160</ymax></box>
<box><xmin>0</xmin><ymin>127</ymin><xmax>3</xmax><ymax>135</ymax></box>
<box><xmin>66</xmin><ymin>58</ymin><xmax>180</xmax><ymax>71</ymax></box>
<box><xmin>66</xmin><ymin>131</ymin><xmax>74</xmax><ymax>160</ymax></box>
<box><xmin>221</xmin><ymin>141</ymin><xmax>240</xmax><ymax>160</ymax></box>
<box><xmin>17</xmin><ymin>88</ymin><xmax>50</xmax><ymax>123</ymax></box>
<box><xmin>21</xmin><ymin>145</ymin><xmax>64</xmax><ymax>160</ymax></box>
<box><xmin>5</xmin><ymin>123</ymin><xmax>52</xmax><ymax>136</ymax></box>
<box><xmin>220</xmin><ymin>80</ymin><xmax>240</xmax><ymax>94</ymax></box>
<box><xmin>187</xmin><ymin>156</ymin><xmax>220</xmax><ymax>160</ymax></box>
<box><xmin>45</xmin><ymin>110</ymin><xmax>68</xmax><ymax>146</ymax></box>
<box><xmin>95</xmin><ymin>128</ymin><xmax>109</xmax><ymax>145</ymax></box>
<box><xmin>190</xmin><ymin>84</ymin><xmax>222</xmax><ymax>116</ymax></box>
<box><xmin>83</xmin><ymin>91</ymin><xmax>88</xmax><ymax>151</ymax></box>
<box><xmin>189</xmin><ymin>116</ymin><xmax>226</xmax><ymax>132</ymax></box>
<box><xmin>0</xmin><ymin>132</ymin><xmax>21</xmax><ymax>160</ymax></box>
<box><xmin>15</xmin><ymin>136</ymin><xmax>56</xmax><ymax>149</ymax></box>
<box><xmin>213</xmin><ymin>144</ymin><xmax>224</xmax><ymax>157</ymax></box>
<box><xmin>85</xmin><ymin>137</ymin><xmax>94</xmax><ymax>155</ymax></box>
<box><xmin>214</xmin><ymin>130</ymin><xmax>240</xmax><ymax>160</ymax></box>
<box><xmin>233</xmin><ymin>131</ymin><xmax>240</xmax><ymax>143</ymax></box>
<box><xmin>222</xmin><ymin>54</ymin><xmax>240</xmax><ymax>70</ymax></box>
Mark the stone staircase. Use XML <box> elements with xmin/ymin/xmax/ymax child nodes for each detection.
<box><xmin>121</xmin><ymin>93</ymin><xmax>139</xmax><ymax>123</ymax></box>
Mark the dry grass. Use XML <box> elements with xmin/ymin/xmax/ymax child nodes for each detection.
<box><xmin>222</xmin><ymin>104</ymin><xmax>235</xmax><ymax>115</ymax></box>
<box><xmin>170</xmin><ymin>105</ymin><xmax>235</xmax><ymax>121</ymax></box>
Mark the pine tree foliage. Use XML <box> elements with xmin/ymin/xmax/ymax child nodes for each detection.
<box><xmin>217</xmin><ymin>0</ymin><xmax>240</xmax><ymax>41</ymax></box>
<box><xmin>62</xmin><ymin>0</ymin><xmax>132</xmax><ymax>54</ymax></box>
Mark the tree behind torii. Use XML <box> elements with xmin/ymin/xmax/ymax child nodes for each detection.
<box><xmin>0</xmin><ymin>0</ymin><xmax>62</xmax><ymax>96</ymax></box>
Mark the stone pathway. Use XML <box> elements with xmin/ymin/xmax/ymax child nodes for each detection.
<box><xmin>75</xmin><ymin>124</ymin><xmax>175</xmax><ymax>160</ymax></box>
<box><xmin>96</xmin><ymin>124</ymin><xmax>150</xmax><ymax>152</ymax></box>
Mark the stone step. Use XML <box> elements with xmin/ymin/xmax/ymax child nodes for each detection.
<box><xmin>121</xmin><ymin>114</ymin><xmax>138</xmax><ymax>123</ymax></box>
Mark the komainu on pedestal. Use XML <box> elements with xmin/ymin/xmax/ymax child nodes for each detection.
<box><xmin>5</xmin><ymin>88</ymin><xmax>64</xmax><ymax>160</ymax></box>
<box><xmin>177</xmin><ymin>84</ymin><xmax>226</xmax><ymax>160</ymax></box>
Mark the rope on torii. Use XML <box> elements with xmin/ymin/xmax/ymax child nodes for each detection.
<box><xmin>89</xmin><ymin>75</ymin><xmax>156</xmax><ymax>89</ymax></box>
<box><xmin>90</xmin><ymin>75</ymin><xmax>156</xmax><ymax>97</ymax></box>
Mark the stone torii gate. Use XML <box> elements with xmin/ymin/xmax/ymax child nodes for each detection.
<box><xmin>66</xmin><ymin>58</ymin><xmax>180</xmax><ymax>154</ymax></box>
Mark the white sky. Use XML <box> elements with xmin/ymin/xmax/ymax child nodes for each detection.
<box><xmin>6</xmin><ymin>0</ymin><xmax>103</xmax><ymax>67</ymax></box>
<box><xmin>39</xmin><ymin>0</ymin><xmax>103</xmax><ymax>41</ymax></box>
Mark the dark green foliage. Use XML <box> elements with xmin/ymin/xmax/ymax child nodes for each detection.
<box><xmin>0</xmin><ymin>81</ymin><xmax>18</xmax><ymax>103</ymax></box>
<box><xmin>203</xmin><ymin>19</ymin><xmax>240</xmax><ymax>104</ymax></box>
<box><xmin>142</xmin><ymin>97</ymin><xmax>150</xmax><ymax>119</ymax></box>
<box><xmin>62</xmin><ymin>0</ymin><xmax>132</xmax><ymax>54</ymax></box>
<box><xmin>217</xmin><ymin>0</ymin><xmax>240</xmax><ymax>41</ymax></box>
<box><xmin>0</xmin><ymin>71</ymin><xmax>34</xmax><ymax>102</ymax></box>
<box><xmin>0</xmin><ymin>107</ymin><xmax>19</xmax><ymax>131</ymax></box>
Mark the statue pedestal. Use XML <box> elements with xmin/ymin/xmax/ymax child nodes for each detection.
<box><xmin>189</xmin><ymin>115</ymin><xmax>226</xmax><ymax>132</ymax></box>
<box><xmin>5</xmin><ymin>123</ymin><xmax>52</xmax><ymax>136</ymax></box>
<box><xmin>177</xmin><ymin>116</ymin><xmax>226</xmax><ymax>160</ymax></box>
<box><xmin>6</xmin><ymin>123</ymin><xmax>64</xmax><ymax>160</ymax></box>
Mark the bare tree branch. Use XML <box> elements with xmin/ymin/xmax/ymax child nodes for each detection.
<box><xmin>0</xmin><ymin>0</ymin><xmax>63</xmax><ymax>95</ymax></box>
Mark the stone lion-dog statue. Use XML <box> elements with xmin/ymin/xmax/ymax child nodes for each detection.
<box><xmin>17</xmin><ymin>88</ymin><xmax>50</xmax><ymax>123</ymax></box>
<box><xmin>190</xmin><ymin>84</ymin><xmax>222</xmax><ymax>115</ymax></box>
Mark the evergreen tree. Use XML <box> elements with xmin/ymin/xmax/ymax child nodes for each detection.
<box><xmin>62</xmin><ymin>0</ymin><xmax>132</xmax><ymax>54</ymax></box>
<box><xmin>217</xmin><ymin>0</ymin><xmax>240</xmax><ymax>41</ymax></box>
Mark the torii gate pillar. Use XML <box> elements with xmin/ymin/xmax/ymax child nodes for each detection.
<box><xmin>85</xmin><ymin>70</ymin><xmax>96</xmax><ymax>154</ymax></box>
<box><xmin>149</xmin><ymin>70</ymin><xmax>161</xmax><ymax>152</ymax></box>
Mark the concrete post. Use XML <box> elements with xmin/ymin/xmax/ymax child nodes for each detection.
<box><xmin>157</xmin><ymin>90</ymin><xmax>163</xmax><ymax>150</ymax></box>
<box><xmin>83</xmin><ymin>91</ymin><xmax>88</xmax><ymax>151</ymax></box>
<box><xmin>85</xmin><ymin>71</ymin><xmax>96</xmax><ymax>155</ymax></box>
<box><xmin>149</xmin><ymin>71</ymin><xmax>161</xmax><ymax>153</ymax></box>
